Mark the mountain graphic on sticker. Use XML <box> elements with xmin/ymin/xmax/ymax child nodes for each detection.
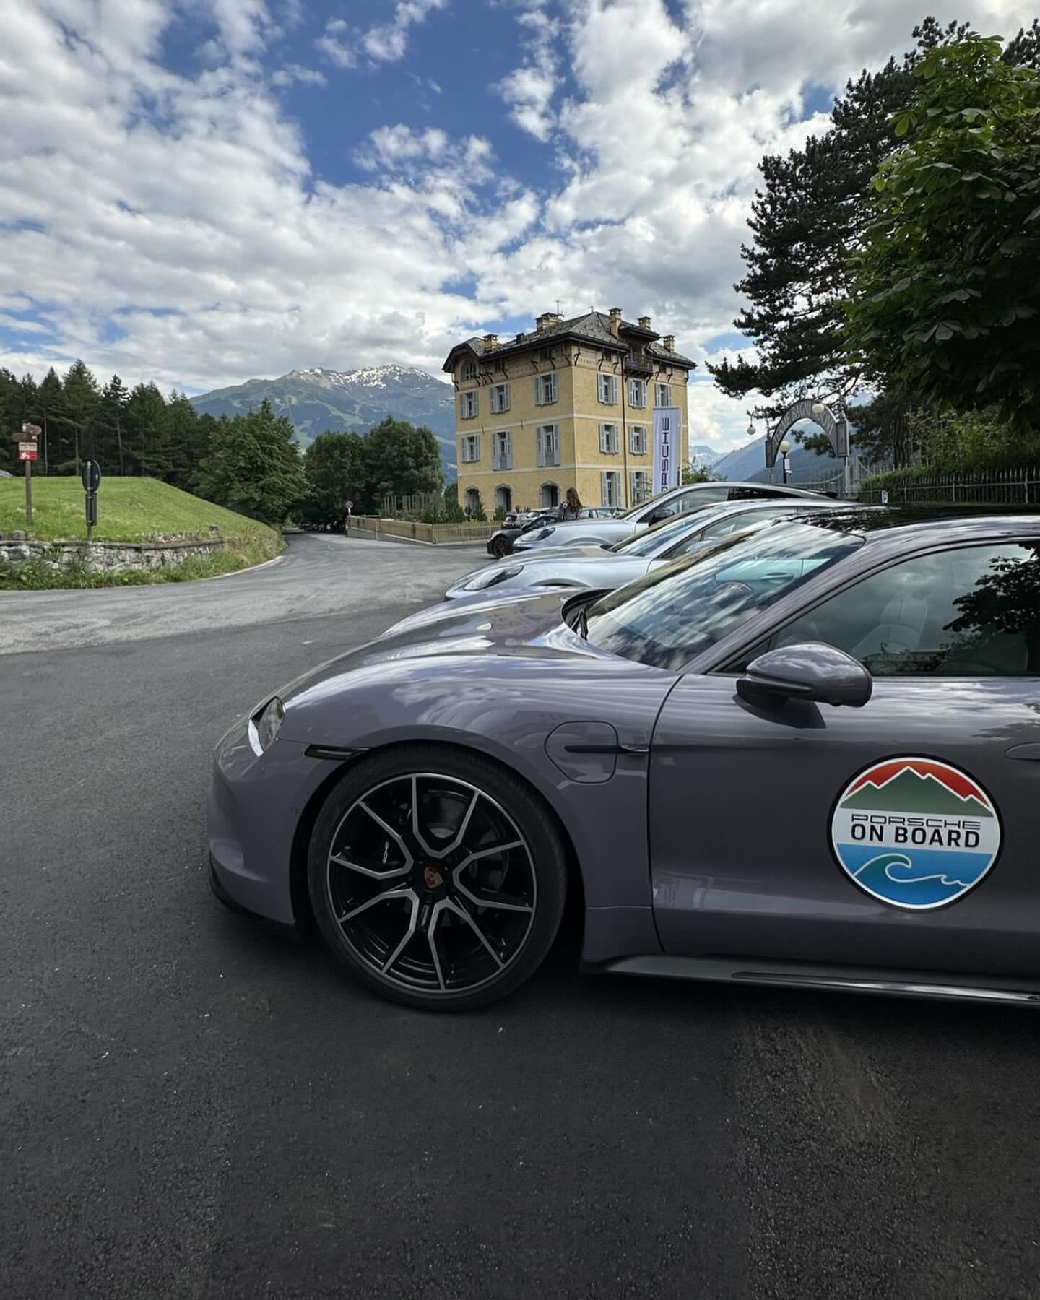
<box><xmin>830</xmin><ymin>757</ymin><xmax>1001</xmax><ymax>910</ymax></box>
<box><xmin>840</xmin><ymin>767</ymin><xmax>994</xmax><ymax>818</ymax></box>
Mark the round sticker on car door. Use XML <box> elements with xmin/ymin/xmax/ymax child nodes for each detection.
<box><xmin>831</xmin><ymin>757</ymin><xmax>1001</xmax><ymax>910</ymax></box>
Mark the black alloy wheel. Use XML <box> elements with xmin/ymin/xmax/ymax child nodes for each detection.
<box><xmin>308</xmin><ymin>746</ymin><xmax>568</xmax><ymax>1010</ymax></box>
<box><xmin>490</xmin><ymin>535</ymin><xmax>511</xmax><ymax>559</ymax></box>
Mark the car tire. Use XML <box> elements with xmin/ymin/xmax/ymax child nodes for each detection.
<box><xmin>490</xmin><ymin>536</ymin><xmax>511</xmax><ymax>559</ymax></box>
<box><xmin>308</xmin><ymin>746</ymin><xmax>568</xmax><ymax>1011</ymax></box>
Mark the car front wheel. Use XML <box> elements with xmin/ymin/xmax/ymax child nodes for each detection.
<box><xmin>490</xmin><ymin>535</ymin><xmax>511</xmax><ymax>558</ymax></box>
<box><xmin>308</xmin><ymin>746</ymin><xmax>568</xmax><ymax>1010</ymax></box>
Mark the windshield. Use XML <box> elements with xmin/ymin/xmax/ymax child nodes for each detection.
<box><xmin>611</xmin><ymin>502</ymin><xmax>735</xmax><ymax>557</ymax></box>
<box><xmin>584</xmin><ymin>519</ymin><xmax>864</xmax><ymax>670</ymax></box>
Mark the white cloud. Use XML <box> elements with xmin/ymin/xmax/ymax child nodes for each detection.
<box><xmin>315</xmin><ymin>17</ymin><xmax>354</xmax><ymax>68</ymax></box>
<box><xmin>271</xmin><ymin>63</ymin><xmax>326</xmax><ymax>87</ymax></box>
<box><xmin>498</xmin><ymin>4</ymin><xmax>560</xmax><ymax>141</ymax></box>
<box><xmin>362</xmin><ymin>0</ymin><xmax>448</xmax><ymax>63</ymax></box>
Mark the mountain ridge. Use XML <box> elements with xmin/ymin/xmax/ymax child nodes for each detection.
<box><xmin>191</xmin><ymin>364</ymin><xmax>458</xmax><ymax>475</ymax></box>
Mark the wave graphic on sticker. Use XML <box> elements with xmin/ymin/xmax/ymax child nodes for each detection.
<box><xmin>831</xmin><ymin>758</ymin><xmax>1001</xmax><ymax>910</ymax></box>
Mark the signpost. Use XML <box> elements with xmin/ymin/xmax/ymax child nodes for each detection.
<box><xmin>82</xmin><ymin>460</ymin><xmax>101</xmax><ymax>543</ymax></box>
<box><xmin>20</xmin><ymin>423</ymin><xmax>41</xmax><ymax>526</ymax></box>
<box><xmin>345</xmin><ymin>499</ymin><xmax>353</xmax><ymax>535</ymax></box>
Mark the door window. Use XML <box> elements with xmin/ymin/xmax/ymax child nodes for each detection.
<box><xmin>773</xmin><ymin>542</ymin><xmax>1040</xmax><ymax>676</ymax></box>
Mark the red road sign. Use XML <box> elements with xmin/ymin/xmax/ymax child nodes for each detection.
<box><xmin>19</xmin><ymin>447</ymin><xmax>38</xmax><ymax>461</ymax></box>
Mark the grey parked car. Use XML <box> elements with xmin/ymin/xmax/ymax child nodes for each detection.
<box><xmin>513</xmin><ymin>480</ymin><xmax>830</xmax><ymax>552</ymax></box>
<box><xmin>209</xmin><ymin>510</ymin><xmax>1040</xmax><ymax>1011</ymax></box>
<box><xmin>446</xmin><ymin>497</ymin><xmax>852</xmax><ymax>600</ymax></box>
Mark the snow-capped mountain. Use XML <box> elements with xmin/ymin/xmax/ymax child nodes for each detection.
<box><xmin>191</xmin><ymin>364</ymin><xmax>457</xmax><ymax>472</ymax></box>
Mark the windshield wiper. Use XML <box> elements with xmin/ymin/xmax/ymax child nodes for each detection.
<box><xmin>577</xmin><ymin>604</ymin><xmax>589</xmax><ymax>639</ymax></box>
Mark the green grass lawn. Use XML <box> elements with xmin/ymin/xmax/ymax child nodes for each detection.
<box><xmin>0</xmin><ymin>476</ymin><xmax>274</xmax><ymax>542</ymax></box>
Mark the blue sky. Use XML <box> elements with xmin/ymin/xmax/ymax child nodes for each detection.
<box><xmin>2</xmin><ymin>0</ymin><xmax>1035</xmax><ymax>449</ymax></box>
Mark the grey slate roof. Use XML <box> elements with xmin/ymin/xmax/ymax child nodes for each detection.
<box><xmin>443</xmin><ymin>311</ymin><xmax>697</xmax><ymax>371</ymax></box>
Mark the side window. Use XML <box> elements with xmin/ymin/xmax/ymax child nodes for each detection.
<box><xmin>671</xmin><ymin>488</ymin><xmax>728</xmax><ymax>515</ymax></box>
<box><xmin>772</xmin><ymin>543</ymin><xmax>1040</xmax><ymax>677</ymax></box>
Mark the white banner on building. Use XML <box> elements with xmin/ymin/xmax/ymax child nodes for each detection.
<box><xmin>652</xmin><ymin>407</ymin><xmax>681</xmax><ymax>495</ymax></box>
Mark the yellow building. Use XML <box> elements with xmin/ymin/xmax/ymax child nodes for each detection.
<box><xmin>442</xmin><ymin>308</ymin><xmax>694</xmax><ymax>516</ymax></box>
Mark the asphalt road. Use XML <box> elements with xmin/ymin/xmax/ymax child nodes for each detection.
<box><xmin>3</xmin><ymin>535</ymin><xmax>1040</xmax><ymax>1299</ymax></box>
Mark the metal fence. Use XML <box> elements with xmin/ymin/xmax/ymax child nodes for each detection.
<box><xmin>347</xmin><ymin>516</ymin><xmax>497</xmax><ymax>544</ymax></box>
<box><xmin>858</xmin><ymin>467</ymin><xmax>1040</xmax><ymax>506</ymax></box>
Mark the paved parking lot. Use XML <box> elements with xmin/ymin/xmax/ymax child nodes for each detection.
<box><xmin>3</xmin><ymin>534</ymin><xmax>1040</xmax><ymax>1299</ymax></box>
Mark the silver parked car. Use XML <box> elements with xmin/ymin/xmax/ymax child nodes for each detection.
<box><xmin>209</xmin><ymin>509</ymin><xmax>1040</xmax><ymax>1012</ymax></box>
<box><xmin>445</xmin><ymin>498</ymin><xmax>852</xmax><ymax>601</ymax></box>
<box><xmin>513</xmin><ymin>480</ymin><xmax>830</xmax><ymax>552</ymax></box>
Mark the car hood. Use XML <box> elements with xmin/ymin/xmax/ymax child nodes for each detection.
<box><xmin>277</xmin><ymin>590</ymin><xmax>614</xmax><ymax>714</ymax></box>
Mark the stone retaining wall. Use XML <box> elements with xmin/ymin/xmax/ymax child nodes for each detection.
<box><xmin>0</xmin><ymin>533</ymin><xmax>227</xmax><ymax>573</ymax></box>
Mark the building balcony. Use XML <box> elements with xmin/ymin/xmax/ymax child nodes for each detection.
<box><xmin>623</xmin><ymin>354</ymin><xmax>653</xmax><ymax>378</ymax></box>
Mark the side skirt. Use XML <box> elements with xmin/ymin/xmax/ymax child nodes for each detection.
<box><xmin>595</xmin><ymin>954</ymin><xmax>1040</xmax><ymax>1007</ymax></box>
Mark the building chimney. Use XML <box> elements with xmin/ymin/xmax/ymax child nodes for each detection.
<box><xmin>608</xmin><ymin>307</ymin><xmax>622</xmax><ymax>337</ymax></box>
<box><xmin>483</xmin><ymin>333</ymin><xmax>498</xmax><ymax>351</ymax></box>
<box><xmin>638</xmin><ymin>316</ymin><xmax>652</xmax><ymax>330</ymax></box>
<box><xmin>663</xmin><ymin>334</ymin><xmax>675</xmax><ymax>351</ymax></box>
<box><xmin>536</xmin><ymin>311</ymin><xmax>562</xmax><ymax>333</ymax></box>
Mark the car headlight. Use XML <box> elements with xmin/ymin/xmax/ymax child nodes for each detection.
<box><xmin>247</xmin><ymin>696</ymin><xmax>284</xmax><ymax>756</ymax></box>
<box><xmin>462</xmin><ymin>564</ymin><xmax>524</xmax><ymax>591</ymax></box>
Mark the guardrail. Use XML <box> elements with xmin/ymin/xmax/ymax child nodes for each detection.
<box><xmin>347</xmin><ymin>516</ymin><xmax>497</xmax><ymax>544</ymax></box>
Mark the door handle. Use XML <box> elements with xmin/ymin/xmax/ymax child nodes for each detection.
<box><xmin>1006</xmin><ymin>743</ymin><xmax>1040</xmax><ymax>762</ymax></box>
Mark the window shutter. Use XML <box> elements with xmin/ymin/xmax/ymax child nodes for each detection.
<box><xmin>610</xmin><ymin>376</ymin><xmax>617</xmax><ymax>404</ymax></box>
<box><xmin>601</xmin><ymin>472</ymin><xmax>609</xmax><ymax>507</ymax></box>
<box><xmin>536</xmin><ymin>427</ymin><xmax>544</xmax><ymax>468</ymax></box>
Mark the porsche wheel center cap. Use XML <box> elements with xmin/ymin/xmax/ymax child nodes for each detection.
<box><xmin>423</xmin><ymin>865</ymin><xmax>445</xmax><ymax>891</ymax></box>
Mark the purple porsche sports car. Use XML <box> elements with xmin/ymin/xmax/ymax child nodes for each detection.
<box><xmin>209</xmin><ymin>509</ymin><xmax>1040</xmax><ymax>1011</ymax></box>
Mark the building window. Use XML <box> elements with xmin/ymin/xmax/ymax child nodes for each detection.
<box><xmin>598</xmin><ymin>373</ymin><xmax>618</xmax><ymax>404</ymax></box>
<box><xmin>459</xmin><ymin>390</ymin><xmax>478</xmax><ymax>419</ymax></box>
<box><xmin>540</xmin><ymin>482</ymin><xmax>560</xmax><ymax>509</ymax></box>
<box><xmin>535</xmin><ymin>373</ymin><xmax>557</xmax><ymax>405</ymax></box>
<box><xmin>628</xmin><ymin>378</ymin><xmax>646</xmax><ymax>408</ymax></box>
<box><xmin>460</xmin><ymin>434</ymin><xmax>480</xmax><ymax>463</ymax></box>
<box><xmin>537</xmin><ymin>424</ymin><xmax>560</xmax><ymax>468</ymax></box>
<box><xmin>629</xmin><ymin>425</ymin><xmax>647</xmax><ymax>455</ymax></box>
<box><xmin>630</xmin><ymin>471</ymin><xmax>650</xmax><ymax>505</ymax></box>
<box><xmin>464</xmin><ymin>488</ymin><xmax>482</xmax><ymax>515</ymax></box>
<box><xmin>600</xmin><ymin>471</ymin><xmax>621</xmax><ymax>508</ymax></box>
<box><xmin>492</xmin><ymin>430</ymin><xmax>512</xmax><ymax>470</ymax></box>
<box><xmin>599</xmin><ymin>423</ymin><xmax>619</xmax><ymax>454</ymax></box>
<box><xmin>490</xmin><ymin>383</ymin><xmax>510</xmax><ymax>413</ymax></box>
<box><xmin>495</xmin><ymin>484</ymin><xmax>512</xmax><ymax>513</ymax></box>
<box><xmin>462</xmin><ymin>359</ymin><xmax>477</xmax><ymax>380</ymax></box>
<box><xmin>655</xmin><ymin>381</ymin><xmax>672</xmax><ymax>407</ymax></box>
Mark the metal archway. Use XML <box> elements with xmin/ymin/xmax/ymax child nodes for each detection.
<box><xmin>765</xmin><ymin>398</ymin><xmax>850</xmax><ymax>494</ymax></box>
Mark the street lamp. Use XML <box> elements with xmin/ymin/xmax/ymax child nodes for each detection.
<box><xmin>779</xmin><ymin>439</ymin><xmax>791</xmax><ymax>484</ymax></box>
<box><xmin>747</xmin><ymin>418</ymin><xmax>755</xmax><ymax>439</ymax></box>
<box><xmin>810</xmin><ymin>401</ymin><xmax>828</xmax><ymax>425</ymax></box>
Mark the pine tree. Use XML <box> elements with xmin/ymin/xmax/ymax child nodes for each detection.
<box><xmin>100</xmin><ymin>375</ymin><xmax>129</xmax><ymax>474</ymax></box>
<box><xmin>33</xmin><ymin>368</ymin><xmax>64</xmax><ymax>475</ymax></box>
<box><xmin>125</xmin><ymin>382</ymin><xmax>169</xmax><ymax>477</ymax></box>
<box><xmin>59</xmin><ymin>360</ymin><xmax>101</xmax><ymax>476</ymax></box>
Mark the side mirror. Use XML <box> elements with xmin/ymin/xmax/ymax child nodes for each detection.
<box><xmin>736</xmin><ymin>642</ymin><xmax>872</xmax><ymax>709</ymax></box>
<box><xmin>647</xmin><ymin>507</ymin><xmax>672</xmax><ymax>525</ymax></box>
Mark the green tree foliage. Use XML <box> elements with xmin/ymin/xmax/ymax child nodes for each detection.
<box><xmin>358</xmin><ymin>416</ymin><xmax>443</xmax><ymax>511</ymax></box>
<box><xmin>59</xmin><ymin>360</ymin><xmax>101</xmax><ymax>475</ymax></box>
<box><xmin>847</xmin><ymin>35</ymin><xmax>1040</xmax><ymax>430</ymax></box>
<box><xmin>681</xmin><ymin>464</ymin><xmax>722</xmax><ymax>484</ymax></box>
<box><xmin>197</xmin><ymin>401</ymin><xmax>305</xmax><ymax>524</ymax></box>
<box><xmin>709</xmin><ymin>18</ymin><xmax>1040</xmax><ymax>455</ymax></box>
<box><xmin>300</xmin><ymin>431</ymin><xmax>365</xmax><ymax>529</ymax></box>
<box><xmin>441</xmin><ymin>482</ymin><xmax>466</xmax><ymax>522</ymax></box>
